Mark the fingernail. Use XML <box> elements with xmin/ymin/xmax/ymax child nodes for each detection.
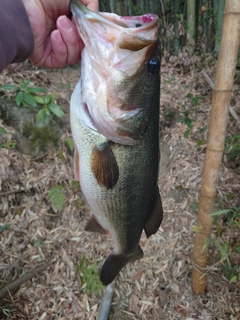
<box><xmin>60</xmin><ymin>16</ymin><xmax>73</xmax><ymax>31</ymax></box>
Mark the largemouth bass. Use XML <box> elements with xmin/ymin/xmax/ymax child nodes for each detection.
<box><xmin>70</xmin><ymin>0</ymin><xmax>163</xmax><ymax>285</ymax></box>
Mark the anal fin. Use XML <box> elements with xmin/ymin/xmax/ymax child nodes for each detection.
<box><xmin>100</xmin><ymin>246</ymin><xmax>143</xmax><ymax>285</ymax></box>
<box><xmin>84</xmin><ymin>215</ymin><xmax>108</xmax><ymax>234</ymax></box>
<box><xmin>144</xmin><ymin>187</ymin><xmax>163</xmax><ymax>238</ymax></box>
<box><xmin>90</xmin><ymin>142</ymin><xmax>119</xmax><ymax>189</ymax></box>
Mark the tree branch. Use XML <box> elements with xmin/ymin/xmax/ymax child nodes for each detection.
<box><xmin>0</xmin><ymin>262</ymin><xmax>49</xmax><ymax>299</ymax></box>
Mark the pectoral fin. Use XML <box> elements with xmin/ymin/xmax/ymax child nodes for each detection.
<box><xmin>85</xmin><ymin>215</ymin><xmax>108</xmax><ymax>234</ymax></box>
<box><xmin>144</xmin><ymin>187</ymin><xmax>163</xmax><ymax>238</ymax></box>
<box><xmin>100</xmin><ymin>246</ymin><xmax>143</xmax><ymax>285</ymax></box>
<box><xmin>90</xmin><ymin>142</ymin><xmax>119</xmax><ymax>189</ymax></box>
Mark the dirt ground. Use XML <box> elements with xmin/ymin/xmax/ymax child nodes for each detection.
<box><xmin>0</xmin><ymin>58</ymin><xmax>239</xmax><ymax>320</ymax></box>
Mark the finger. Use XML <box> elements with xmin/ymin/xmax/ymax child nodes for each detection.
<box><xmin>57</xmin><ymin>16</ymin><xmax>82</xmax><ymax>65</ymax></box>
<box><xmin>86</xmin><ymin>0</ymin><xmax>98</xmax><ymax>11</ymax></box>
<box><xmin>42</xmin><ymin>30</ymin><xmax>68</xmax><ymax>68</ymax></box>
<box><xmin>81</xmin><ymin>0</ymin><xmax>98</xmax><ymax>11</ymax></box>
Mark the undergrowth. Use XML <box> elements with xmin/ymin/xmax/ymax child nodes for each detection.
<box><xmin>76</xmin><ymin>256</ymin><xmax>104</xmax><ymax>297</ymax></box>
<box><xmin>0</xmin><ymin>80</ymin><xmax>64</xmax><ymax>125</ymax></box>
<box><xmin>209</xmin><ymin>206</ymin><xmax>240</xmax><ymax>284</ymax></box>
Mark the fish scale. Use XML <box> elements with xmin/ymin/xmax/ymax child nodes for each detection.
<box><xmin>70</xmin><ymin>0</ymin><xmax>163</xmax><ymax>285</ymax></box>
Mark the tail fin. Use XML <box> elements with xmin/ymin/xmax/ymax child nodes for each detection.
<box><xmin>100</xmin><ymin>246</ymin><xmax>143</xmax><ymax>285</ymax></box>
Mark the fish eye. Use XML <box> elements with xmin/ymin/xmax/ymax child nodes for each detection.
<box><xmin>135</xmin><ymin>23</ymin><xmax>142</xmax><ymax>27</ymax></box>
<box><xmin>148</xmin><ymin>57</ymin><xmax>160</xmax><ymax>75</ymax></box>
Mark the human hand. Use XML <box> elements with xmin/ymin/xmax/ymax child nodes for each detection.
<box><xmin>22</xmin><ymin>0</ymin><xmax>98</xmax><ymax>68</ymax></box>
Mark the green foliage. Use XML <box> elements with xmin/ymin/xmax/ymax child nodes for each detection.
<box><xmin>75</xmin><ymin>198</ymin><xmax>83</xmax><ymax>210</ymax></box>
<box><xmin>0</xmin><ymin>80</ymin><xmax>65</xmax><ymax>125</ymax></box>
<box><xmin>205</xmin><ymin>206</ymin><xmax>240</xmax><ymax>284</ymax></box>
<box><xmin>166</xmin><ymin>77</ymin><xmax>176</xmax><ymax>84</ymax></box>
<box><xmin>185</xmin><ymin>93</ymin><xmax>206</xmax><ymax>106</ymax></box>
<box><xmin>178</xmin><ymin>94</ymin><xmax>207</xmax><ymax>138</ymax></box>
<box><xmin>225</xmin><ymin>134</ymin><xmax>240</xmax><ymax>160</ymax></box>
<box><xmin>0</xmin><ymin>224</ymin><xmax>10</xmax><ymax>233</ymax></box>
<box><xmin>0</xmin><ymin>127</ymin><xmax>7</xmax><ymax>134</ymax></box>
<box><xmin>0</xmin><ymin>127</ymin><xmax>16</xmax><ymax>149</ymax></box>
<box><xmin>48</xmin><ymin>185</ymin><xmax>65</xmax><ymax>212</ymax></box>
<box><xmin>190</xmin><ymin>201</ymin><xmax>199</xmax><ymax>213</ymax></box>
<box><xmin>71</xmin><ymin>180</ymin><xmax>80</xmax><ymax>191</ymax></box>
<box><xmin>0</xmin><ymin>126</ymin><xmax>7</xmax><ymax>148</ymax></box>
<box><xmin>178</xmin><ymin>104</ymin><xmax>194</xmax><ymax>137</ymax></box>
<box><xmin>4</xmin><ymin>139</ymin><xmax>16</xmax><ymax>149</ymax></box>
<box><xmin>22</xmin><ymin>122</ymin><xmax>59</xmax><ymax>157</ymax></box>
<box><xmin>76</xmin><ymin>256</ymin><xmax>104</xmax><ymax>296</ymax></box>
<box><xmin>65</xmin><ymin>137</ymin><xmax>74</xmax><ymax>151</ymax></box>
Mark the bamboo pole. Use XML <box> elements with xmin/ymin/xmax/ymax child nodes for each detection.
<box><xmin>192</xmin><ymin>0</ymin><xmax>240</xmax><ymax>295</ymax></box>
<box><xmin>187</xmin><ymin>0</ymin><xmax>196</xmax><ymax>52</ymax></box>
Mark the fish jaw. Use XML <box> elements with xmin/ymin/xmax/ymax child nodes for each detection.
<box><xmin>70</xmin><ymin>0</ymin><xmax>160</xmax><ymax>145</ymax></box>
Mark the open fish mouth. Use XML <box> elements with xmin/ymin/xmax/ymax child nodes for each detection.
<box><xmin>70</xmin><ymin>0</ymin><xmax>159</xmax><ymax>32</ymax></box>
<box><xmin>70</xmin><ymin>0</ymin><xmax>160</xmax><ymax>145</ymax></box>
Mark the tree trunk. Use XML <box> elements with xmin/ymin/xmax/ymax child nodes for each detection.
<box><xmin>192</xmin><ymin>0</ymin><xmax>240</xmax><ymax>295</ymax></box>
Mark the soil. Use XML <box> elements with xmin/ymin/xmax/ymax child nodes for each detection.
<box><xmin>0</xmin><ymin>59</ymin><xmax>239</xmax><ymax>320</ymax></box>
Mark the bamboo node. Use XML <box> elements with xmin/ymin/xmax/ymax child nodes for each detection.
<box><xmin>205</xmin><ymin>147</ymin><xmax>224</xmax><ymax>153</ymax></box>
<box><xmin>224</xmin><ymin>12</ymin><xmax>240</xmax><ymax>16</ymax></box>
<box><xmin>191</xmin><ymin>257</ymin><xmax>209</xmax><ymax>279</ymax></box>
<box><xmin>212</xmin><ymin>89</ymin><xmax>232</xmax><ymax>92</ymax></box>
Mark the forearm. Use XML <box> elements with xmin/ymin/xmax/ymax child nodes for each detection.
<box><xmin>0</xmin><ymin>0</ymin><xmax>34</xmax><ymax>73</ymax></box>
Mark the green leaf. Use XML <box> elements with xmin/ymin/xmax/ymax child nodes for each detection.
<box><xmin>0</xmin><ymin>224</ymin><xmax>10</xmax><ymax>232</ymax></box>
<box><xmin>48</xmin><ymin>103</ymin><xmax>65</xmax><ymax>118</ymax></box>
<box><xmin>1</xmin><ymin>84</ymin><xmax>18</xmax><ymax>90</ymax></box>
<box><xmin>76</xmin><ymin>257</ymin><xmax>104</xmax><ymax>297</ymax></box>
<box><xmin>211</xmin><ymin>209</ymin><xmax>230</xmax><ymax>216</ymax></box>
<box><xmin>229</xmin><ymin>276</ymin><xmax>237</xmax><ymax>283</ymax></box>
<box><xmin>23</xmin><ymin>92</ymin><xmax>37</xmax><ymax>107</ymax></box>
<box><xmin>190</xmin><ymin>201</ymin><xmax>198</xmax><ymax>212</ymax></box>
<box><xmin>48</xmin><ymin>185</ymin><xmax>65</xmax><ymax>211</ymax></box>
<box><xmin>44</xmin><ymin>95</ymin><xmax>52</xmax><ymax>105</ymax></box>
<box><xmin>65</xmin><ymin>138</ymin><xmax>74</xmax><ymax>151</ymax></box>
<box><xmin>36</xmin><ymin>109</ymin><xmax>47</xmax><ymax>125</ymax></box>
<box><xmin>5</xmin><ymin>139</ymin><xmax>16</xmax><ymax>149</ymax></box>
<box><xmin>71</xmin><ymin>180</ymin><xmax>80</xmax><ymax>190</ymax></box>
<box><xmin>184</xmin><ymin>129</ymin><xmax>190</xmax><ymax>138</ymax></box>
<box><xmin>34</xmin><ymin>96</ymin><xmax>45</xmax><ymax>104</ymax></box>
<box><xmin>27</xmin><ymin>86</ymin><xmax>47</xmax><ymax>93</ymax></box>
<box><xmin>44</xmin><ymin>107</ymin><xmax>51</xmax><ymax>116</ymax></box>
<box><xmin>191</xmin><ymin>225</ymin><xmax>202</xmax><ymax>232</ymax></box>
<box><xmin>200</xmin><ymin>127</ymin><xmax>207</xmax><ymax>133</ymax></box>
<box><xmin>15</xmin><ymin>91</ymin><xmax>24</xmax><ymax>106</ymax></box>
<box><xmin>192</xmin><ymin>97</ymin><xmax>199</xmax><ymax>106</ymax></box>
<box><xmin>0</xmin><ymin>127</ymin><xmax>7</xmax><ymax>134</ymax></box>
<box><xmin>203</xmin><ymin>237</ymin><xmax>212</xmax><ymax>250</ymax></box>
<box><xmin>20</xmin><ymin>80</ymin><xmax>30</xmax><ymax>90</ymax></box>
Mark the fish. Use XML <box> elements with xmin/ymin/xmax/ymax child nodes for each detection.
<box><xmin>70</xmin><ymin>0</ymin><xmax>163</xmax><ymax>286</ymax></box>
